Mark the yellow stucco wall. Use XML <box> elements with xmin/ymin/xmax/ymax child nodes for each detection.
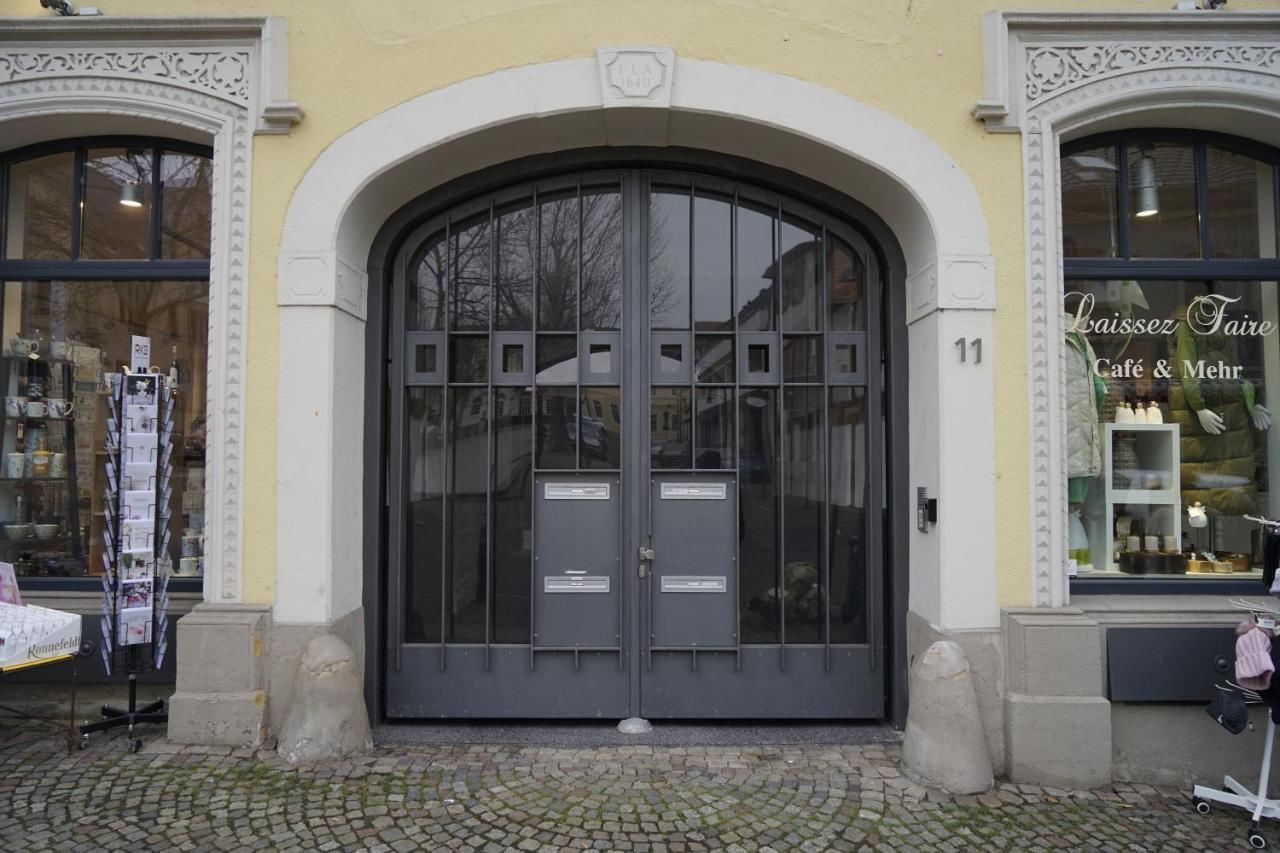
<box><xmin>4</xmin><ymin>0</ymin><xmax>1278</xmax><ymax>610</ymax></box>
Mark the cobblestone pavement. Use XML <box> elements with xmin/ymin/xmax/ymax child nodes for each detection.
<box><xmin>0</xmin><ymin>718</ymin><xmax>1261</xmax><ymax>851</ymax></box>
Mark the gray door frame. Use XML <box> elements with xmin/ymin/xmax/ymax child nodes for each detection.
<box><xmin>363</xmin><ymin>147</ymin><xmax>910</xmax><ymax>725</ymax></box>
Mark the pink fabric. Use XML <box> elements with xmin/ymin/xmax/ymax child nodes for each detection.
<box><xmin>1237</xmin><ymin>628</ymin><xmax>1275</xmax><ymax>691</ymax></box>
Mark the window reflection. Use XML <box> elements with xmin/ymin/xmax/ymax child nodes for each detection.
<box><xmin>1061</xmin><ymin>145</ymin><xmax>1119</xmax><ymax>258</ymax></box>
<box><xmin>492</xmin><ymin>387</ymin><xmax>531</xmax><ymax>642</ymax></box>
<box><xmin>650</xmin><ymin>190</ymin><xmax>691</xmax><ymax>329</ymax></box>
<box><xmin>693</xmin><ymin>192</ymin><xmax>733</xmax><ymax>331</ymax></box>
<box><xmin>0</xmin><ymin>281</ymin><xmax>208</xmax><ymax>579</ymax></box>
<box><xmin>539</xmin><ymin>194</ymin><xmax>578</xmax><ymax>331</ymax></box>
<box><xmin>160</xmin><ymin>152</ymin><xmax>212</xmax><ymax>259</ymax></box>
<box><xmin>1208</xmin><ymin>147</ymin><xmax>1278</xmax><ymax>259</ymax></box>
<box><xmin>581</xmin><ymin>189</ymin><xmax>623</xmax><ymax>330</ymax></box>
<box><xmin>81</xmin><ymin>148</ymin><xmax>153</xmax><ymax>260</ymax></box>
<box><xmin>736</xmin><ymin>201</ymin><xmax>776</xmax><ymax>331</ymax></box>
<box><xmin>1129</xmin><ymin>143</ymin><xmax>1200</xmax><ymax>259</ymax></box>
<box><xmin>739</xmin><ymin>388</ymin><xmax>779</xmax><ymax>642</ymax></box>
<box><xmin>405</xmin><ymin>387</ymin><xmax>444</xmax><ymax>642</ymax></box>
<box><xmin>3</xmin><ymin>152</ymin><xmax>74</xmax><ymax>260</ymax></box>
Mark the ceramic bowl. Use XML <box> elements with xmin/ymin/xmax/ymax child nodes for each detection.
<box><xmin>34</xmin><ymin>523</ymin><xmax>58</xmax><ymax>540</ymax></box>
<box><xmin>6</xmin><ymin>523</ymin><xmax>33</xmax><ymax>540</ymax></box>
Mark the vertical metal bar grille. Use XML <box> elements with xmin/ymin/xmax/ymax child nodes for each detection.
<box><xmin>820</xmin><ymin>223</ymin><xmax>832</xmax><ymax>671</ymax></box>
<box><xmin>775</xmin><ymin>199</ymin><xmax>786</xmax><ymax>672</ymax></box>
<box><xmin>439</xmin><ymin>218</ymin><xmax>451</xmax><ymax>672</ymax></box>
<box><xmin>484</xmin><ymin>200</ymin><xmax>495</xmax><ymax>671</ymax></box>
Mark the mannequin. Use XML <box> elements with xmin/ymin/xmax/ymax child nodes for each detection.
<box><xmin>1168</xmin><ymin>294</ymin><xmax>1272</xmax><ymax>516</ymax></box>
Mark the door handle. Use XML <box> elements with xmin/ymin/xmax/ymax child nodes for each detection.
<box><xmin>638</xmin><ymin>546</ymin><xmax>655</xmax><ymax>561</ymax></box>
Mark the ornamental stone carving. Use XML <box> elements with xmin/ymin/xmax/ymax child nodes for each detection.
<box><xmin>0</xmin><ymin>49</ymin><xmax>252</xmax><ymax>103</ymax></box>
<box><xmin>597</xmin><ymin>47</ymin><xmax>675</xmax><ymax>108</ymax></box>
<box><xmin>1025</xmin><ymin>43</ymin><xmax>1280</xmax><ymax>103</ymax></box>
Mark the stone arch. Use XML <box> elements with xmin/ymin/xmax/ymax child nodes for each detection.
<box><xmin>274</xmin><ymin>52</ymin><xmax>999</xmax><ymax>671</ymax></box>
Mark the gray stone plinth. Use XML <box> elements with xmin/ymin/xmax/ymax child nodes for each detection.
<box><xmin>903</xmin><ymin>640</ymin><xmax>994</xmax><ymax>794</ymax></box>
<box><xmin>277</xmin><ymin>634</ymin><xmax>372</xmax><ymax>763</ymax></box>
<box><xmin>168</xmin><ymin>604</ymin><xmax>271</xmax><ymax>747</ymax></box>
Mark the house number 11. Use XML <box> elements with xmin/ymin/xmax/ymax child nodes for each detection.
<box><xmin>955</xmin><ymin>337</ymin><xmax>982</xmax><ymax>364</ymax></box>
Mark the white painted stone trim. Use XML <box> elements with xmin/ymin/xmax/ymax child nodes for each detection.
<box><xmin>976</xmin><ymin>10</ymin><xmax>1280</xmax><ymax>606</ymax></box>
<box><xmin>0</xmin><ymin>17</ymin><xmax>300</xmax><ymax>604</ymax></box>
<box><xmin>276</xmin><ymin>53</ymin><xmax>998</xmax><ymax>632</ymax></box>
<box><xmin>0</xmin><ymin>16</ymin><xmax>301</xmax><ymax>133</ymax></box>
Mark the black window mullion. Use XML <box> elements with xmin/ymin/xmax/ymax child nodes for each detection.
<box><xmin>1116</xmin><ymin>143</ymin><xmax>1131</xmax><ymax>260</ymax></box>
<box><xmin>70</xmin><ymin>146</ymin><xmax>86</xmax><ymax>261</ymax></box>
<box><xmin>0</xmin><ymin>160</ymin><xmax>8</xmax><ymax>260</ymax></box>
<box><xmin>150</xmin><ymin>147</ymin><xmax>163</xmax><ymax>261</ymax></box>
<box><xmin>1196</xmin><ymin>142</ymin><xmax>1211</xmax><ymax>261</ymax></box>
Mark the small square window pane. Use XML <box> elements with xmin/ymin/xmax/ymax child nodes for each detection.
<box><xmin>415</xmin><ymin>344</ymin><xmax>438</xmax><ymax>373</ymax></box>
<box><xmin>695</xmin><ymin>336</ymin><xmax>733</xmax><ymax>383</ymax></box>
<box><xmin>503</xmin><ymin>344</ymin><xmax>524</xmax><ymax>373</ymax></box>
<box><xmin>588</xmin><ymin>343</ymin><xmax>612</xmax><ymax>374</ymax></box>
<box><xmin>450</xmin><ymin>337</ymin><xmax>488</xmax><ymax>382</ymax></box>
<box><xmin>834</xmin><ymin>344</ymin><xmax>857</xmax><ymax>374</ymax></box>
<box><xmin>748</xmin><ymin>344</ymin><xmax>771</xmax><ymax>374</ymax></box>
<box><xmin>536</xmin><ymin>336</ymin><xmax>576</xmax><ymax>383</ymax></box>
<box><xmin>783</xmin><ymin>337</ymin><xmax>822</xmax><ymax>382</ymax></box>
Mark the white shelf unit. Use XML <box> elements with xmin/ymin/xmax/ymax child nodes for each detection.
<box><xmin>1083</xmin><ymin>422</ymin><xmax>1182</xmax><ymax>574</ymax></box>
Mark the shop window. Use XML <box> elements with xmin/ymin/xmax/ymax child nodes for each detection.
<box><xmin>1061</xmin><ymin>131</ymin><xmax>1280</xmax><ymax>589</ymax></box>
<box><xmin>0</xmin><ymin>138</ymin><xmax>211</xmax><ymax>586</ymax></box>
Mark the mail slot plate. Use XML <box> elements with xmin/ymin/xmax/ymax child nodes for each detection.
<box><xmin>544</xmin><ymin>483</ymin><xmax>610</xmax><ymax>500</ymax></box>
<box><xmin>661</xmin><ymin>575</ymin><xmax>727</xmax><ymax>593</ymax></box>
<box><xmin>660</xmin><ymin>482</ymin><xmax>727</xmax><ymax>500</ymax></box>
<box><xmin>544</xmin><ymin>575</ymin><xmax>610</xmax><ymax>593</ymax></box>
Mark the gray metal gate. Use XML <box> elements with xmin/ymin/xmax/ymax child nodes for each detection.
<box><xmin>382</xmin><ymin>168</ymin><xmax>886</xmax><ymax>719</ymax></box>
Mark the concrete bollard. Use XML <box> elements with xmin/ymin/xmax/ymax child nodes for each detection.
<box><xmin>903</xmin><ymin>640</ymin><xmax>994</xmax><ymax>794</ymax></box>
<box><xmin>277</xmin><ymin>634</ymin><xmax>373</xmax><ymax>763</ymax></box>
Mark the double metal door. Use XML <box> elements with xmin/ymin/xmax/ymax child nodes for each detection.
<box><xmin>383</xmin><ymin>168</ymin><xmax>884</xmax><ymax>718</ymax></box>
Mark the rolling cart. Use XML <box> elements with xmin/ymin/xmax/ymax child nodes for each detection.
<box><xmin>1191</xmin><ymin>593</ymin><xmax>1280</xmax><ymax>849</ymax></box>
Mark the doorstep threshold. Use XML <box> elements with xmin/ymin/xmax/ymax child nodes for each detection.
<box><xmin>373</xmin><ymin>720</ymin><xmax>900</xmax><ymax>748</ymax></box>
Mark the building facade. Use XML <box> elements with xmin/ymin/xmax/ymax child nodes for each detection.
<box><xmin>3</xmin><ymin>0</ymin><xmax>1280</xmax><ymax>786</ymax></box>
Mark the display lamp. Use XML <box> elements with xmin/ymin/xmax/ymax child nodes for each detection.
<box><xmin>118</xmin><ymin>181</ymin><xmax>143</xmax><ymax>209</ymax></box>
<box><xmin>1133</xmin><ymin>151</ymin><xmax>1160</xmax><ymax>218</ymax></box>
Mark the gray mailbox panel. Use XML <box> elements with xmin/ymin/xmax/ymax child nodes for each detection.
<box><xmin>534</xmin><ymin>476</ymin><xmax>620</xmax><ymax>647</ymax></box>
<box><xmin>651</xmin><ymin>473</ymin><xmax>737</xmax><ymax>647</ymax></box>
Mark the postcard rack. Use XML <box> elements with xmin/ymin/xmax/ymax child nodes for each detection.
<box><xmin>78</xmin><ymin>370</ymin><xmax>172</xmax><ymax>752</ymax></box>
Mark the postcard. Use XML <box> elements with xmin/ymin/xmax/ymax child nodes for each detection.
<box><xmin>125</xmin><ymin>403</ymin><xmax>158</xmax><ymax>435</ymax></box>
<box><xmin>120</xmin><ymin>519</ymin><xmax>154</xmax><ymax>552</ymax></box>
<box><xmin>124</xmin><ymin>463</ymin><xmax>155</xmax><ymax>492</ymax></box>
<box><xmin>123</xmin><ymin>433</ymin><xmax>158</xmax><ymax>465</ymax></box>
<box><xmin>124</xmin><ymin>373</ymin><xmax>158</xmax><ymax>407</ymax></box>
<box><xmin>0</xmin><ymin>563</ymin><xmax>19</xmax><ymax>606</ymax></box>
<box><xmin>120</xmin><ymin>578</ymin><xmax>152</xmax><ymax>610</ymax></box>
<box><xmin>117</xmin><ymin>607</ymin><xmax>151</xmax><ymax>646</ymax></box>
<box><xmin>120</xmin><ymin>550</ymin><xmax>154</xmax><ymax>581</ymax></box>
<box><xmin>122</xmin><ymin>490</ymin><xmax>156</xmax><ymax>521</ymax></box>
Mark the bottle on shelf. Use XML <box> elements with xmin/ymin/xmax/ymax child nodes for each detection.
<box><xmin>169</xmin><ymin>345</ymin><xmax>180</xmax><ymax>393</ymax></box>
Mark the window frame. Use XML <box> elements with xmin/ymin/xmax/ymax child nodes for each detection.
<box><xmin>0</xmin><ymin>136</ymin><xmax>211</xmax><ymax>591</ymax></box>
<box><xmin>1064</xmin><ymin>129</ymin><xmax>1280</xmax><ymax>594</ymax></box>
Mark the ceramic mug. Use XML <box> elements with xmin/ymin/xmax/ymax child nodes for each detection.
<box><xmin>25</xmin><ymin>379</ymin><xmax>43</xmax><ymax>400</ymax></box>
<box><xmin>50</xmin><ymin>340</ymin><xmax>70</xmax><ymax>360</ymax></box>
<box><xmin>47</xmin><ymin>398</ymin><xmax>73</xmax><ymax>419</ymax></box>
<box><xmin>5</xmin><ymin>452</ymin><xmax>23</xmax><ymax>479</ymax></box>
<box><xmin>179</xmin><ymin>556</ymin><xmax>200</xmax><ymax>576</ymax></box>
<box><xmin>23</xmin><ymin>400</ymin><xmax>47</xmax><ymax>418</ymax></box>
<box><xmin>34</xmin><ymin>523</ymin><xmax>57</xmax><ymax>540</ymax></box>
<box><xmin>9</xmin><ymin>337</ymin><xmax>38</xmax><ymax>357</ymax></box>
<box><xmin>4</xmin><ymin>396</ymin><xmax>25</xmax><ymax>418</ymax></box>
<box><xmin>49</xmin><ymin>452</ymin><xmax>65</xmax><ymax>478</ymax></box>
